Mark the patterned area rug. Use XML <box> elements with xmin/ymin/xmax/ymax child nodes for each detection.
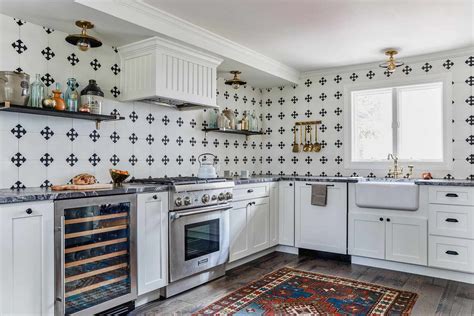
<box><xmin>194</xmin><ymin>267</ymin><xmax>418</xmax><ymax>315</ymax></box>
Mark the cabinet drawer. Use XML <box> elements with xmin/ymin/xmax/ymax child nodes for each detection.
<box><xmin>428</xmin><ymin>187</ymin><xmax>473</xmax><ymax>206</ymax></box>
<box><xmin>233</xmin><ymin>183</ymin><xmax>269</xmax><ymax>201</ymax></box>
<box><xmin>429</xmin><ymin>204</ymin><xmax>474</xmax><ymax>239</ymax></box>
<box><xmin>428</xmin><ymin>236</ymin><xmax>474</xmax><ymax>273</ymax></box>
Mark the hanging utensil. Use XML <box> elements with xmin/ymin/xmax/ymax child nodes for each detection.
<box><xmin>308</xmin><ymin>125</ymin><xmax>313</xmax><ymax>151</ymax></box>
<box><xmin>299</xmin><ymin>124</ymin><xmax>304</xmax><ymax>151</ymax></box>
<box><xmin>313</xmin><ymin>124</ymin><xmax>322</xmax><ymax>152</ymax></box>
<box><xmin>303</xmin><ymin>125</ymin><xmax>310</xmax><ymax>152</ymax></box>
<box><xmin>292</xmin><ymin>126</ymin><xmax>299</xmax><ymax>153</ymax></box>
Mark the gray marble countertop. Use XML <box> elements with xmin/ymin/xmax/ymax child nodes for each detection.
<box><xmin>414</xmin><ymin>179</ymin><xmax>474</xmax><ymax>187</ymax></box>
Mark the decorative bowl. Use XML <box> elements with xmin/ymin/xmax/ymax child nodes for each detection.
<box><xmin>109</xmin><ymin>169</ymin><xmax>130</xmax><ymax>185</ymax></box>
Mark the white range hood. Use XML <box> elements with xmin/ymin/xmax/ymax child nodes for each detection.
<box><xmin>119</xmin><ymin>36</ymin><xmax>223</xmax><ymax>110</ymax></box>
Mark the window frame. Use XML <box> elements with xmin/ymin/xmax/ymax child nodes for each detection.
<box><xmin>343</xmin><ymin>73</ymin><xmax>452</xmax><ymax>170</ymax></box>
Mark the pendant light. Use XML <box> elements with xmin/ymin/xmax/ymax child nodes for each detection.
<box><xmin>65</xmin><ymin>20</ymin><xmax>102</xmax><ymax>52</ymax></box>
<box><xmin>225</xmin><ymin>71</ymin><xmax>247</xmax><ymax>89</ymax></box>
<box><xmin>379</xmin><ymin>50</ymin><xmax>404</xmax><ymax>73</ymax></box>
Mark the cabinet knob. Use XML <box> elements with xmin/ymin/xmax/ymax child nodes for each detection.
<box><xmin>25</xmin><ymin>208</ymin><xmax>33</xmax><ymax>215</ymax></box>
<box><xmin>153</xmin><ymin>195</ymin><xmax>158</xmax><ymax>200</ymax></box>
<box><xmin>289</xmin><ymin>183</ymin><xmax>293</xmax><ymax>186</ymax></box>
<box><xmin>379</xmin><ymin>217</ymin><xmax>383</xmax><ymax>221</ymax></box>
<box><xmin>386</xmin><ymin>218</ymin><xmax>391</xmax><ymax>222</ymax></box>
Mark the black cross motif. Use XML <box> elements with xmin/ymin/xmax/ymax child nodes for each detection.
<box><xmin>66</xmin><ymin>154</ymin><xmax>78</xmax><ymax>166</ymax></box>
<box><xmin>190</xmin><ymin>119</ymin><xmax>196</xmax><ymax>128</ymax></box>
<box><xmin>233</xmin><ymin>140</ymin><xmax>240</xmax><ymax>148</ymax></box>
<box><xmin>190</xmin><ymin>137</ymin><xmax>196</xmax><ymax>146</ymax></box>
<box><xmin>402</xmin><ymin>66</ymin><xmax>412</xmax><ymax>75</ymax></box>
<box><xmin>176</xmin><ymin>136</ymin><xmax>183</xmax><ymax>146</ymax></box>
<box><xmin>146</xmin><ymin>134</ymin><xmax>154</xmax><ymax>145</ymax></box>
<box><xmin>304</xmin><ymin>79</ymin><xmax>312</xmax><ymax>87</ymax></box>
<box><xmin>291</xmin><ymin>111</ymin><xmax>298</xmax><ymax>119</ymax></box>
<box><xmin>40</xmin><ymin>180</ymin><xmax>52</xmax><ymax>188</ymax></box>
<box><xmin>224</xmin><ymin>156</ymin><xmax>230</xmax><ymax>164</ymax></box>
<box><xmin>89</xmin><ymin>153</ymin><xmax>101</xmax><ymax>166</ymax></box>
<box><xmin>319</xmin><ymin>124</ymin><xmax>327</xmax><ymax>133</ymax></box>
<box><xmin>202</xmin><ymin>138</ymin><xmax>209</xmax><ymax>147</ymax></box>
<box><xmin>43</xmin><ymin>26</ymin><xmax>54</xmax><ymax>34</ymax></box>
<box><xmin>110</xmin><ymin>109</ymin><xmax>121</xmax><ymax>117</ymax></box>
<box><xmin>11</xmin><ymin>39</ymin><xmax>27</xmax><ymax>54</ymax></box>
<box><xmin>11</xmin><ymin>181</ymin><xmax>26</xmax><ymax>190</ymax></box>
<box><xmin>278</xmin><ymin>156</ymin><xmax>285</xmax><ymax>164</ymax></box>
<box><xmin>305</xmin><ymin>156</ymin><xmax>312</xmax><ymax>164</ymax></box>
<box><xmin>129</xmin><ymin>111</ymin><xmax>138</xmax><ymax>122</ymax></box>
<box><xmin>305</xmin><ymin>110</ymin><xmax>312</xmax><ymax>118</ymax></box>
<box><xmin>334</xmin><ymin>108</ymin><xmax>342</xmax><ymax>116</ymax></box>
<box><xmin>110</xmin><ymin>154</ymin><xmax>120</xmax><ymax>166</ymax></box>
<box><xmin>319</xmin><ymin>109</ymin><xmax>327</xmax><ymax>117</ymax></box>
<box><xmin>220</xmin><ymin>139</ymin><xmax>228</xmax><ymax>148</ymax></box>
<box><xmin>384</xmin><ymin>70</ymin><xmax>392</xmax><ymax>78</ymax></box>
<box><xmin>443</xmin><ymin>174</ymin><xmax>455</xmax><ymax>180</ymax></box>
<box><xmin>266</xmin><ymin>88</ymin><xmax>272</xmax><ymax>93</ymax></box>
<box><xmin>319</xmin><ymin>93</ymin><xmax>327</xmax><ymax>101</ymax></box>
<box><xmin>145</xmin><ymin>113</ymin><xmax>154</xmax><ymax>124</ymax></box>
<box><xmin>129</xmin><ymin>133</ymin><xmax>138</xmax><ymax>144</ymax></box>
<box><xmin>350</xmin><ymin>73</ymin><xmax>358</xmax><ymax>81</ymax></box>
<box><xmin>278</xmin><ymin>141</ymin><xmax>285</xmax><ymax>149</ymax></box>
<box><xmin>251</xmin><ymin>97</ymin><xmax>256</xmax><ymax>105</ymax></box>
<box><xmin>278</xmin><ymin>127</ymin><xmax>285</xmax><ymax>135</ymax></box>
<box><xmin>291</xmin><ymin>96</ymin><xmax>298</xmax><ymax>104</ymax></box>
<box><xmin>335</xmin><ymin>123</ymin><xmax>343</xmax><ymax>132</ymax></box>
<box><xmin>212</xmin><ymin>139</ymin><xmax>219</xmax><ymax>148</ymax></box>
<box><xmin>278</xmin><ymin>112</ymin><xmax>285</xmax><ymax>120</ymax></box>
<box><xmin>265</xmin><ymin>113</ymin><xmax>272</xmax><ymax>121</ymax></box>
<box><xmin>41</xmin><ymin>47</ymin><xmax>55</xmax><ymax>60</ymax></box>
<box><xmin>40</xmin><ymin>153</ymin><xmax>54</xmax><ymax>167</ymax></box>
<box><xmin>233</xmin><ymin>109</ymin><xmax>239</xmax><ymax>117</ymax></box>
<box><xmin>367</xmin><ymin>172</ymin><xmax>376</xmax><ymax>178</ymax></box>
<box><xmin>190</xmin><ymin>156</ymin><xmax>197</xmax><ymax>164</ymax></box>
<box><xmin>89</xmin><ymin>130</ymin><xmax>100</xmax><ymax>142</ymax></box>
<box><xmin>162</xmin><ymin>135</ymin><xmax>170</xmax><ymax>145</ymax></box>
<box><xmin>334</xmin><ymin>75</ymin><xmax>342</xmax><ymax>83</ymax></box>
<box><xmin>90</xmin><ymin>58</ymin><xmax>101</xmax><ymax>71</ymax></box>
<box><xmin>242</xmin><ymin>156</ymin><xmax>248</xmax><ymax>164</ymax></box>
<box><xmin>335</xmin><ymin>156</ymin><xmax>343</xmax><ymax>164</ymax></box>
<box><xmin>16</xmin><ymin>67</ymin><xmax>23</xmax><ymax>72</ymax></box>
<box><xmin>202</xmin><ymin>120</ymin><xmax>209</xmax><ymax>129</ymax></box>
<box><xmin>40</xmin><ymin>126</ymin><xmax>54</xmax><ymax>140</ymax></box>
<box><xmin>14</xmin><ymin>18</ymin><xmax>26</xmax><ymax>26</ymax></box>
<box><xmin>67</xmin><ymin>53</ymin><xmax>79</xmax><ymax>66</ymax></box>
<box><xmin>366</xmin><ymin>71</ymin><xmax>375</xmax><ymax>79</ymax></box>
<box><xmin>320</xmin><ymin>156</ymin><xmax>328</xmax><ymax>164</ymax></box>
<box><xmin>351</xmin><ymin>172</ymin><xmax>359</xmax><ymax>177</ymax></box>
<box><xmin>145</xmin><ymin>155</ymin><xmax>154</xmax><ymax>166</ymax></box>
<box><xmin>335</xmin><ymin>140</ymin><xmax>343</xmax><ymax>148</ymax></box>
<box><xmin>111</xmin><ymin>63</ymin><xmax>121</xmax><ymax>75</ymax></box>
<box><xmin>129</xmin><ymin>155</ymin><xmax>138</xmax><ymax>166</ymax></box>
<box><xmin>265</xmin><ymin>127</ymin><xmax>272</xmax><ymax>135</ymax></box>
<box><xmin>320</xmin><ymin>140</ymin><xmax>327</xmax><ymax>148</ymax></box>
<box><xmin>242</xmin><ymin>96</ymin><xmax>247</xmax><ymax>104</ymax></box>
<box><xmin>251</xmin><ymin>141</ymin><xmax>257</xmax><ymax>149</ymax></box>
<box><xmin>278</xmin><ymin>97</ymin><xmax>285</xmax><ymax>105</ymax></box>
<box><xmin>466</xmin><ymin>154</ymin><xmax>474</xmax><ymax>164</ymax></box>
<box><xmin>66</xmin><ymin>128</ymin><xmax>78</xmax><ymax>141</ymax></box>
<box><xmin>266</xmin><ymin>99</ymin><xmax>272</xmax><ymax>106</ymax></box>
<box><xmin>110</xmin><ymin>131</ymin><xmax>120</xmax><ymax>143</ymax></box>
<box><xmin>11</xmin><ymin>124</ymin><xmax>26</xmax><ymax>139</ymax></box>
<box><xmin>305</xmin><ymin>94</ymin><xmax>313</xmax><ymax>102</ymax></box>
<box><xmin>176</xmin><ymin>155</ymin><xmax>184</xmax><ymax>165</ymax></box>
<box><xmin>319</xmin><ymin>77</ymin><xmax>327</xmax><ymax>85</ymax></box>
<box><xmin>176</xmin><ymin>117</ymin><xmax>184</xmax><ymax>127</ymax></box>
<box><xmin>335</xmin><ymin>172</ymin><xmax>343</xmax><ymax>177</ymax></box>
<box><xmin>41</xmin><ymin>73</ymin><xmax>55</xmax><ymax>87</ymax></box>
<box><xmin>110</xmin><ymin>87</ymin><xmax>120</xmax><ymax>98</ymax></box>
<box><xmin>443</xmin><ymin>59</ymin><xmax>454</xmax><ymax>69</ymax></box>
<box><xmin>466</xmin><ymin>96</ymin><xmax>474</xmax><ymax>106</ymax></box>
<box><xmin>305</xmin><ymin>172</ymin><xmax>313</xmax><ymax>177</ymax></box>
<box><xmin>233</xmin><ymin>93</ymin><xmax>239</xmax><ymax>101</ymax></box>
<box><xmin>162</xmin><ymin>155</ymin><xmax>170</xmax><ymax>165</ymax></box>
<box><xmin>334</xmin><ymin>91</ymin><xmax>342</xmax><ymax>99</ymax></box>
<box><xmin>466</xmin><ymin>135</ymin><xmax>474</xmax><ymax>145</ymax></box>
<box><xmin>421</xmin><ymin>63</ymin><xmax>432</xmax><ymax>72</ymax></box>
<box><xmin>223</xmin><ymin>91</ymin><xmax>229</xmax><ymax>99</ymax></box>
<box><xmin>291</xmin><ymin>157</ymin><xmax>298</xmax><ymax>164</ymax></box>
<box><xmin>266</xmin><ymin>142</ymin><xmax>272</xmax><ymax>149</ymax></box>
<box><xmin>242</xmin><ymin>141</ymin><xmax>248</xmax><ymax>149</ymax></box>
<box><xmin>11</xmin><ymin>153</ymin><xmax>26</xmax><ymax>167</ymax></box>
<box><xmin>465</xmin><ymin>76</ymin><xmax>474</xmax><ymax>86</ymax></box>
<box><xmin>466</xmin><ymin>56</ymin><xmax>474</xmax><ymax>67</ymax></box>
<box><xmin>265</xmin><ymin>156</ymin><xmax>272</xmax><ymax>164</ymax></box>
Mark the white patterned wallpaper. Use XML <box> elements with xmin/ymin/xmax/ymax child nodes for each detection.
<box><xmin>260</xmin><ymin>54</ymin><xmax>473</xmax><ymax>179</ymax></box>
<box><xmin>0</xmin><ymin>13</ymin><xmax>265</xmax><ymax>189</ymax></box>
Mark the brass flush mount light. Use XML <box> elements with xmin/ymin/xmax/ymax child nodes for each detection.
<box><xmin>65</xmin><ymin>20</ymin><xmax>102</xmax><ymax>52</ymax></box>
<box><xmin>379</xmin><ymin>50</ymin><xmax>404</xmax><ymax>72</ymax></box>
<box><xmin>225</xmin><ymin>71</ymin><xmax>247</xmax><ymax>89</ymax></box>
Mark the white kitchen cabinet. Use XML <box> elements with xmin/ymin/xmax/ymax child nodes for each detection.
<box><xmin>0</xmin><ymin>201</ymin><xmax>54</xmax><ymax>316</ymax></box>
<box><xmin>295</xmin><ymin>182</ymin><xmax>347</xmax><ymax>254</ymax></box>
<box><xmin>269</xmin><ymin>183</ymin><xmax>279</xmax><ymax>247</ymax></box>
<box><xmin>385</xmin><ymin>216</ymin><xmax>427</xmax><ymax>265</ymax></box>
<box><xmin>278</xmin><ymin>181</ymin><xmax>295</xmax><ymax>246</ymax></box>
<box><xmin>348</xmin><ymin>213</ymin><xmax>385</xmax><ymax>259</ymax></box>
<box><xmin>229</xmin><ymin>197</ymin><xmax>270</xmax><ymax>262</ymax></box>
<box><xmin>137</xmin><ymin>192</ymin><xmax>169</xmax><ymax>295</ymax></box>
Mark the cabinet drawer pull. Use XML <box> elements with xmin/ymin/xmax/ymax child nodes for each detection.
<box><xmin>25</xmin><ymin>208</ymin><xmax>33</xmax><ymax>215</ymax></box>
<box><xmin>153</xmin><ymin>195</ymin><xmax>158</xmax><ymax>200</ymax></box>
<box><xmin>379</xmin><ymin>217</ymin><xmax>384</xmax><ymax>221</ymax></box>
<box><xmin>445</xmin><ymin>193</ymin><xmax>459</xmax><ymax>198</ymax></box>
<box><xmin>445</xmin><ymin>250</ymin><xmax>459</xmax><ymax>256</ymax></box>
<box><xmin>386</xmin><ymin>218</ymin><xmax>391</xmax><ymax>222</ymax></box>
<box><xmin>305</xmin><ymin>183</ymin><xmax>335</xmax><ymax>187</ymax></box>
<box><xmin>247</xmin><ymin>189</ymin><xmax>254</xmax><ymax>193</ymax></box>
<box><xmin>445</xmin><ymin>218</ymin><xmax>459</xmax><ymax>223</ymax></box>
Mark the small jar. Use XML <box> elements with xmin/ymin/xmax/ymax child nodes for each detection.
<box><xmin>80</xmin><ymin>80</ymin><xmax>104</xmax><ymax>114</ymax></box>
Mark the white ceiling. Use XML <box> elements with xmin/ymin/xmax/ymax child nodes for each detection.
<box><xmin>143</xmin><ymin>0</ymin><xmax>474</xmax><ymax>71</ymax></box>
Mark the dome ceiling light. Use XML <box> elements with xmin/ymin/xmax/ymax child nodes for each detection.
<box><xmin>65</xmin><ymin>20</ymin><xmax>102</xmax><ymax>52</ymax></box>
<box><xmin>225</xmin><ymin>71</ymin><xmax>247</xmax><ymax>89</ymax></box>
<box><xmin>379</xmin><ymin>50</ymin><xmax>404</xmax><ymax>73</ymax></box>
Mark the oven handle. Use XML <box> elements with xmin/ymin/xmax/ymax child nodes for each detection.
<box><xmin>170</xmin><ymin>204</ymin><xmax>232</xmax><ymax>220</ymax></box>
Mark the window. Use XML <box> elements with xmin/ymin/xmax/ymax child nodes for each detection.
<box><xmin>345</xmin><ymin>76</ymin><xmax>452</xmax><ymax>169</ymax></box>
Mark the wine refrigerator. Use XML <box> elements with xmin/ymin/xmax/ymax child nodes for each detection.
<box><xmin>54</xmin><ymin>195</ymin><xmax>137</xmax><ymax>315</ymax></box>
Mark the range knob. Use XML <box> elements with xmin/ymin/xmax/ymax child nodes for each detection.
<box><xmin>225</xmin><ymin>192</ymin><xmax>233</xmax><ymax>200</ymax></box>
<box><xmin>202</xmin><ymin>194</ymin><xmax>210</xmax><ymax>203</ymax></box>
<box><xmin>218</xmin><ymin>193</ymin><xmax>225</xmax><ymax>201</ymax></box>
<box><xmin>184</xmin><ymin>196</ymin><xmax>191</xmax><ymax>206</ymax></box>
<box><xmin>211</xmin><ymin>195</ymin><xmax>217</xmax><ymax>201</ymax></box>
<box><xmin>175</xmin><ymin>197</ymin><xmax>183</xmax><ymax>207</ymax></box>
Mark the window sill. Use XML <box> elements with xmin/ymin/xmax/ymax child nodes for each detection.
<box><xmin>344</xmin><ymin>161</ymin><xmax>453</xmax><ymax>171</ymax></box>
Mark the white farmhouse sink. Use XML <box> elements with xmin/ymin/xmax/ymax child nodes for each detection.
<box><xmin>355</xmin><ymin>180</ymin><xmax>419</xmax><ymax>211</ymax></box>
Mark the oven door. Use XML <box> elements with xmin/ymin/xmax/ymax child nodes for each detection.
<box><xmin>169</xmin><ymin>204</ymin><xmax>231</xmax><ymax>282</ymax></box>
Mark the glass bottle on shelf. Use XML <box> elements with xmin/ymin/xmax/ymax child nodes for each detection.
<box><xmin>250</xmin><ymin>110</ymin><xmax>258</xmax><ymax>131</ymax></box>
<box><xmin>241</xmin><ymin>111</ymin><xmax>249</xmax><ymax>130</ymax></box>
<box><xmin>28</xmin><ymin>74</ymin><xmax>46</xmax><ymax>108</ymax></box>
<box><xmin>208</xmin><ymin>108</ymin><xmax>218</xmax><ymax>128</ymax></box>
<box><xmin>64</xmin><ymin>78</ymin><xmax>79</xmax><ymax>112</ymax></box>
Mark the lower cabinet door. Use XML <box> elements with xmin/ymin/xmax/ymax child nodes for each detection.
<box><xmin>348</xmin><ymin>212</ymin><xmax>385</xmax><ymax>259</ymax></box>
<box><xmin>269</xmin><ymin>183</ymin><xmax>279</xmax><ymax>247</ymax></box>
<box><xmin>137</xmin><ymin>192</ymin><xmax>168</xmax><ymax>295</ymax></box>
<box><xmin>249</xmin><ymin>197</ymin><xmax>270</xmax><ymax>254</ymax></box>
<box><xmin>0</xmin><ymin>202</ymin><xmax>54</xmax><ymax>316</ymax></box>
<box><xmin>278</xmin><ymin>181</ymin><xmax>295</xmax><ymax>246</ymax></box>
<box><xmin>385</xmin><ymin>216</ymin><xmax>427</xmax><ymax>265</ymax></box>
<box><xmin>229</xmin><ymin>200</ymin><xmax>250</xmax><ymax>262</ymax></box>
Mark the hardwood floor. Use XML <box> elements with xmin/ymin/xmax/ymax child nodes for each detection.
<box><xmin>132</xmin><ymin>251</ymin><xmax>474</xmax><ymax>315</ymax></box>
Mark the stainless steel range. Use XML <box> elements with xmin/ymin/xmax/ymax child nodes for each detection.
<box><xmin>131</xmin><ymin>177</ymin><xmax>234</xmax><ymax>297</ymax></box>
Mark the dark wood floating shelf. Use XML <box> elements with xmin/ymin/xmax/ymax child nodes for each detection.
<box><xmin>0</xmin><ymin>103</ymin><xmax>124</xmax><ymax>128</ymax></box>
<box><xmin>202</xmin><ymin>128</ymin><xmax>264</xmax><ymax>136</ymax></box>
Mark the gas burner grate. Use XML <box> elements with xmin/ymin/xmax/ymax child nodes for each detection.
<box><xmin>131</xmin><ymin>177</ymin><xmax>227</xmax><ymax>185</ymax></box>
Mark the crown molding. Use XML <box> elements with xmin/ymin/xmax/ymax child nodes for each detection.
<box><xmin>301</xmin><ymin>46</ymin><xmax>474</xmax><ymax>79</ymax></box>
<box><xmin>75</xmin><ymin>0</ymin><xmax>300</xmax><ymax>84</ymax></box>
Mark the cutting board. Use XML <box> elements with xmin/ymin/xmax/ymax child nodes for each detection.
<box><xmin>51</xmin><ymin>183</ymin><xmax>114</xmax><ymax>191</ymax></box>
